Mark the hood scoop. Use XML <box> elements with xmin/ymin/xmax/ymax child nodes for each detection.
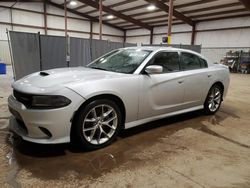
<box><xmin>40</xmin><ymin>71</ymin><xmax>50</xmax><ymax>76</ymax></box>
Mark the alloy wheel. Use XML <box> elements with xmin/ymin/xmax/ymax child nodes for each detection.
<box><xmin>82</xmin><ymin>104</ymin><xmax>118</xmax><ymax>145</ymax></box>
<box><xmin>208</xmin><ymin>87</ymin><xmax>221</xmax><ymax>112</ymax></box>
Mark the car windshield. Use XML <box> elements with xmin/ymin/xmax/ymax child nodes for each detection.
<box><xmin>88</xmin><ymin>49</ymin><xmax>152</xmax><ymax>74</ymax></box>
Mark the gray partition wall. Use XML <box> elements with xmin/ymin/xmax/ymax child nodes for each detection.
<box><xmin>91</xmin><ymin>40</ymin><xmax>128</xmax><ymax>61</ymax></box>
<box><xmin>70</xmin><ymin>37</ymin><xmax>91</xmax><ymax>66</ymax></box>
<box><xmin>9</xmin><ymin>31</ymin><xmax>136</xmax><ymax>80</ymax></box>
<box><xmin>91</xmin><ymin>39</ymin><xmax>111</xmax><ymax>60</ymax></box>
<box><xmin>9</xmin><ymin>31</ymin><xmax>40</xmax><ymax>80</ymax></box>
<box><xmin>40</xmin><ymin>35</ymin><xmax>67</xmax><ymax>70</ymax></box>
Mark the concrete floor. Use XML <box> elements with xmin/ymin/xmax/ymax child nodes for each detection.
<box><xmin>0</xmin><ymin>66</ymin><xmax>250</xmax><ymax>188</ymax></box>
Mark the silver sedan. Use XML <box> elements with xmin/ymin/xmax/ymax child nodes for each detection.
<box><xmin>8</xmin><ymin>47</ymin><xmax>230</xmax><ymax>150</ymax></box>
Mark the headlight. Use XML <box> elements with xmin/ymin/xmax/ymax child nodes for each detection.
<box><xmin>31</xmin><ymin>95</ymin><xmax>71</xmax><ymax>109</ymax></box>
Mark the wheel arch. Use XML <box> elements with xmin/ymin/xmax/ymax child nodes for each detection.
<box><xmin>211</xmin><ymin>81</ymin><xmax>225</xmax><ymax>99</ymax></box>
<box><xmin>70</xmin><ymin>93</ymin><xmax>126</xmax><ymax>137</ymax></box>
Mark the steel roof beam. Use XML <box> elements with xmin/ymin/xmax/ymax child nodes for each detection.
<box><xmin>78</xmin><ymin>0</ymin><xmax>152</xmax><ymax>30</ymax></box>
<box><xmin>144</xmin><ymin>0</ymin><xmax>194</xmax><ymax>26</ymax></box>
<box><xmin>48</xmin><ymin>1</ymin><xmax>124</xmax><ymax>31</ymax></box>
<box><xmin>239</xmin><ymin>0</ymin><xmax>250</xmax><ymax>11</ymax></box>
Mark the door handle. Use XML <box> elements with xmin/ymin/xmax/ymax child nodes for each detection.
<box><xmin>208</xmin><ymin>74</ymin><xmax>212</xmax><ymax>77</ymax></box>
<box><xmin>178</xmin><ymin>80</ymin><xmax>184</xmax><ymax>84</ymax></box>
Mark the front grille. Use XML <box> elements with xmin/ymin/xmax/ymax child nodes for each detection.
<box><xmin>13</xmin><ymin>90</ymin><xmax>32</xmax><ymax>107</ymax></box>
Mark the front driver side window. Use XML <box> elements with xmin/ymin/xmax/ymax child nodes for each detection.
<box><xmin>150</xmin><ymin>52</ymin><xmax>180</xmax><ymax>73</ymax></box>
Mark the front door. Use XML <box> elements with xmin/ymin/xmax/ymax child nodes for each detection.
<box><xmin>138</xmin><ymin>51</ymin><xmax>185</xmax><ymax>120</ymax></box>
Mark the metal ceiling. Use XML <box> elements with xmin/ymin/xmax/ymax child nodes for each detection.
<box><xmin>49</xmin><ymin>0</ymin><xmax>250</xmax><ymax>30</ymax></box>
<box><xmin>2</xmin><ymin>0</ymin><xmax>250</xmax><ymax>31</ymax></box>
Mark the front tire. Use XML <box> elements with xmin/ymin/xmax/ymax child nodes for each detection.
<box><xmin>72</xmin><ymin>99</ymin><xmax>122</xmax><ymax>150</ymax></box>
<box><xmin>204</xmin><ymin>84</ymin><xmax>223</xmax><ymax>115</ymax></box>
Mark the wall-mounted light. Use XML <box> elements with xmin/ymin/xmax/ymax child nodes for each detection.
<box><xmin>69</xmin><ymin>1</ymin><xmax>77</xmax><ymax>6</ymax></box>
<box><xmin>107</xmin><ymin>15</ymin><xmax>114</xmax><ymax>19</ymax></box>
<box><xmin>147</xmin><ymin>5</ymin><xmax>156</xmax><ymax>11</ymax></box>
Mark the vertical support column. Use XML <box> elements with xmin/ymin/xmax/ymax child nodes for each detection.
<box><xmin>38</xmin><ymin>32</ymin><xmax>42</xmax><ymax>71</ymax></box>
<box><xmin>64</xmin><ymin>0</ymin><xmax>67</xmax><ymax>37</ymax></box>
<box><xmin>167</xmin><ymin>0</ymin><xmax>174</xmax><ymax>44</ymax></box>
<box><xmin>99</xmin><ymin>0</ymin><xmax>103</xmax><ymax>40</ymax></box>
<box><xmin>43</xmin><ymin>0</ymin><xmax>47</xmax><ymax>35</ymax></box>
<box><xmin>150</xmin><ymin>27</ymin><xmax>153</xmax><ymax>45</ymax></box>
<box><xmin>10</xmin><ymin>8</ymin><xmax>13</xmax><ymax>31</ymax></box>
<box><xmin>191</xmin><ymin>24</ymin><xmax>196</xmax><ymax>45</ymax></box>
<box><xmin>90</xmin><ymin>21</ymin><xmax>93</xmax><ymax>39</ymax></box>
<box><xmin>123</xmin><ymin>30</ymin><xmax>126</xmax><ymax>43</ymax></box>
<box><xmin>9</xmin><ymin>2</ymin><xmax>17</xmax><ymax>31</ymax></box>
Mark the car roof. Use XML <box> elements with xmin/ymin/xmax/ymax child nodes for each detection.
<box><xmin>123</xmin><ymin>46</ymin><xmax>213</xmax><ymax>67</ymax></box>
<box><xmin>124</xmin><ymin>46</ymin><xmax>197</xmax><ymax>54</ymax></box>
<box><xmin>123</xmin><ymin>46</ymin><xmax>208</xmax><ymax>62</ymax></box>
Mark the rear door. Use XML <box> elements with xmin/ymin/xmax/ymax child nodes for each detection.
<box><xmin>179</xmin><ymin>52</ymin><xmax>211</xmax><ymax>108</ymax></box>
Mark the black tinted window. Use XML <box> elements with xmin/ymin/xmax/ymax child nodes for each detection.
<box><xmin>181</xmin><ymin>52</ymin><xmax>201</xmax><ymax>70</ymax></box>
<box><xmin>151</xmin><ymin>52</ymin><xmax>180</xmax><ymax>73</ymax></box>
<box><xmin>199</xmin><ymin>58</ymin><xmax>208</xmax><ymax>68</ymax></box>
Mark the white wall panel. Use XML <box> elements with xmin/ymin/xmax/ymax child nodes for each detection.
<box><xmin>92</xmin><ymin>34</ymin><xmax>123</xmax><ymax>43</ymax></box>
<box><xmin>153</xmin><ymin>33</ymin><xmax>192</xmax><ymax>45</ymax></box>
<box><xmin>46</xmin><ymin>4</ymin><xmax>86</xmax><ymax>19</ymax></box>
<box><xmin>47</xmin><ymin>15</ymin><xmax>65</xmax><ymax>29</ymax></box>
<box><xmin>171</xmin><ymin>33</ymin><xmax>192</xmax><ymax>44</ymax></box>
<box><xmin>12</xmin><ymin>10</ymin><xmax>43</xmax><ymax>27</ymax></box>
<box><xmin>126</xmin><ymin>28</ymin><xmax>150</xmax><ymax>36</ymax></box>
<box><xmin>46</xmin><ymin>4</ymin><xmax>64</xmax><ymax>16</ymax></box>
<box><xmin>12</xmin><ymin>26</ymin><xmax>44</xmax><ymax>34</ymax></box>
<box><xmin>196</xmin><ymin>29</ymin><xmax>250</xmax><ymax>48</ymax></box>
<box><xmin>154</xmin><ymin>24</ymin><xmax>192</xmax><ymax>34</ymax></box>
<box><xmin>47</xmin><ymin>30</ymin><xmax>65</xmax><ymax>36</ymax></box>
<box><xmin>0</xmin><ymin>41</ymin><xmax>11</xmax><ymax>65</ymax></box>
<box><xmin>0</xmin><ymin>25</ymin><xmax>11</xmax><ymax>40</ymax></box>
<box><xmin>126</xmin><ymin>36</ymin><xmax>150</xmax><ymax>45</ymax></box>
<box><xmin>67</xmin><ymin>18</ymin><xmax>90</xmax><ymax>32</ymax></box>
<box><xmin>102</xmin><ymin>35</ymin><xmax>123</xmax><ymax>43</ymax></box>
<box><xmin>197</xmin><ymin>17</ymin><xmax>250</xmax><ymax>30</ymax></box>
<box><xmin>0</xmin><ymin>8</ymin><xmax>11</xmax><ymax>23</ymax></box>
<box><xmin>14</xmin><ymin>2</ymin><xmax>43</xmax><ymax>12</ymax></box>
<box><xmin>92</xmin><ymin>22</ymin><xmax>123</xmax><ymax>36</ymax></box>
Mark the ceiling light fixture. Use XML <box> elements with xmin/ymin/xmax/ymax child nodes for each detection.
<box><xmin>69</xmin><ymin>1</ymin><xmax>77</xmax><ymax>6</ymax></box>
<box><xmin>107</xmin><ymin>15</ymin><xmax>114</xmax><ymax>19</ymax></box>
<box><xmin>147</xmin><ymin>5</ymin><xmax>156</xmax><ymax>11</ymax></box>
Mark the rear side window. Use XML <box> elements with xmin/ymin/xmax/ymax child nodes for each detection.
<box><xmin>180</xmin><ymin>52</ymin><xmax>208</xmax><ymax>70</ymax></box>
<box><xmin>150</xmin><ymin>52</ymin><xmax>180</xmax><ymax>73</ymax></box>
<box><xmin>199</xmin><ymin>57</ymin><xmax>208</xmax><ymax>68</ymax></box>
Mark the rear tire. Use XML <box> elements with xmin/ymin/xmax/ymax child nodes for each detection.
<box><xmin>72</xmin><ymin>99</ymin><xmax>122</xmax><ymax>150</ymax></box>
<box><xmin>204</xmin><ymin>84</ymin><xmax>223</xmax><ymax>115</ymax></box>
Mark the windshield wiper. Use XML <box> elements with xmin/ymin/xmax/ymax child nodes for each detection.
<box><xmin>90</xmin><ymin>67</ymin><xmax>108</xmax><ymax>71</ymax></box>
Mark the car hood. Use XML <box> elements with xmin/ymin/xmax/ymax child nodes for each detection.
<box><xmin>12</xmin><ymin>67</ymin><xmax>128</xmax><ymax>94</ymax></box>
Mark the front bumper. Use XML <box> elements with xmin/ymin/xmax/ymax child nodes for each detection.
<box><xmin>8</xmin><ymin>89</ymin><xmax>85</xmax><ymax>144</ymax></box>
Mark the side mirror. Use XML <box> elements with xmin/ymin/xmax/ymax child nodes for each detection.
<box><xmin>145</xmin><ymin>65</ymin><xmax>163</xmax><ymax>74</ymax></box>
